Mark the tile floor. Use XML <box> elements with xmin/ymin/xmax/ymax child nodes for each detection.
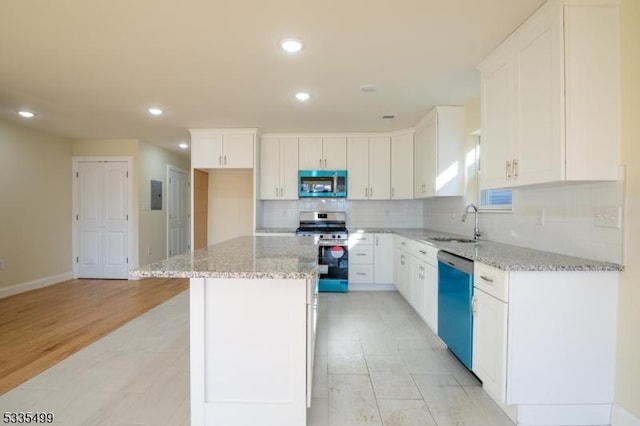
<box><xmin>0</xmin><ymin>290</ymin><xmax>515</xmax><ymax>426</ymax></box>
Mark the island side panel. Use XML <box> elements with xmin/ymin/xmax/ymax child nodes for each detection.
<box><xmin>194</xmin><ymin>277</ymin><xmax>308</xmax><ymax>426</ymax></box>
<box><xmin>190</xmin><ymin>278</ymin><xmax>206</xmax><ymax>426</ymax></box>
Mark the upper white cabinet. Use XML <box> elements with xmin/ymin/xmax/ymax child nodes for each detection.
<box><xmin>347</xmin><ymin>136</ymin><xmax>391</xmax><ymax>200</ymax></box>
<box><xmin>260</xmin><ymin>136</ymin><xmax>299</xmax><ymax>200</ymax></box>
<box><xmin>478</xmin><ymin>0</ymin><xmax>620</xmax><ymax>189</ymax></box>
<box><xmin>299</xmin><ymin>137</ymin><xmax>347</xmax><ymax>170</ymax></box>
<box><xmin>390</xmin><ymin>132</ymin><xmax>414</xmax><ymax>199</ymax></box>
<box><xmin>190</xmin><ymin>129</ymin><xmax>255</xmax><ymax>169</ymax></box>
<box><xmin>414</xmin><ymin>106</ymin><xmax>465</xmax><ymax>198</ymax></box>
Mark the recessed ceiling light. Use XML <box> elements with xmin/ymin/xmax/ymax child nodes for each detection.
<box><xmin>179</xmin><ymin>143</ymin><xmax>189</xmax><ymax>149</ymax></box>
<box><xmin>18</xmin><ymin>111</ymin><xmax>35</xmax><ymax>118</ymax></box>
<box><xmin>295</xmin><ymin>92</ymin><xmax>311</xmax><ymax>102</ymax></box>
<box><xmin>280</xmin><ymin>38</ymin><xmax>303</xmax><ymax>53</ymax></box>
<box><xmin>360</xmin><ymin>84</ymin><xmax>378</xmax><ymax>93</ymax></box>
<box><xmin>148</xmin><ymin>107</ymin><xmax>164</xmax><ymax>116</ymax></box>
<box><xmin>382</xmin><ymin>114</ymin><xmax>396</xmax><ymax>119</ymax></box>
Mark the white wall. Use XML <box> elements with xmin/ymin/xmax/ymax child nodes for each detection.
<box><xmin>208</xmin><ymin>171</ymin><xmax>253</xmax><ymax>244</ymax></box>
<box><xmin>138</xmin><ymin>143</ymin><xmax>190</xmax><ymax>265</ymax></box>
<box><xmin>0</xmin><ymin>120</ymin><xmax>72</xmax><ymax>292</ymax></box>
<box><xmin>614</xmin><ymin>0</ymin><xmax>640</xmax><ymax>421</ymax></box>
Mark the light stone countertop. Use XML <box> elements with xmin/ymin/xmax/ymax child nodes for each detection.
<box><xmin>354</xmin><ymin>227</ymin><xmax>623</xmax><ymax>272</ymax></box>
<box><xmin>130</xmin><ymin>235</ymin><xmax>319</xmax><ymax>279</ymax></box>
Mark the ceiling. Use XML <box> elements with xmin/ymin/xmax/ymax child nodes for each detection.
<box><xmin>0</xmin><ymin>0</ymin><xmax>545</xmax><ymax>156</ymax></box>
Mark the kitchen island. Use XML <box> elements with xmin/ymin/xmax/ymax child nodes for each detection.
<box><xmin>131</xmin><ymin>236</ymin><xmax>319</xmax><ymax>426</ymax></box>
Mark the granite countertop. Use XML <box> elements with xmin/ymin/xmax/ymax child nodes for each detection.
<box><xmin>350</xmin><ymin>227</ymin><xmax>623</xmax><ymax>272</ymax></box>
<box><xmin>130</xmin><ymin>235</ymin><xmax>319</xmax><ymax>279</ymax></box>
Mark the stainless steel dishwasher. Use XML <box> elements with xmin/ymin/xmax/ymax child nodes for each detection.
<box><xmin>437</xmin><ymin>251</ymin><xmax>474</xmax><ymax>370</ymax></box>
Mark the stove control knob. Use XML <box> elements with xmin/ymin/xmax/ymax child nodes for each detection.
<box><xmin>319</xmin><ymin>235</ymin><xmax>323</xmax><ymax>239</ymax></box>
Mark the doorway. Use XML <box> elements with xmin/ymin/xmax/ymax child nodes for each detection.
<box><xmin>73</xmin><ymin>158</ymin><xmax>132</xmax><ymax>279</ymax></box>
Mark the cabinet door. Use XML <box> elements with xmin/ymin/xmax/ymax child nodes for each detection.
<box><xmin>322</xmin><ymin>137</ymin><xmax>347</xmax><ymax>169</ymax></box>
<box><xmin>279</xmin><ymin>137</ymin><xmax>299</xmax><ymax>199</ymax></box>
<box><xmin>422</xmin><ymin>111</ymin><xmax>437</xmax><ymax>198</ymax></box>
<box><xmin>391</xmin><ymin>133</ymin><xmax>414</xmax><ymax>199</ymax></box>
<box><xmin>373</xmin><ymin>233</ymin><xmax>394</xmax><ymax>284</ymax></box>
<box><xmin>473</xmin><ymin>289</ymin><xmax>508</xmax><ymax>403</ymax></box>
<box><xmin>298</xmin><ymin>137</ymin><xmax>323</xmax><ymax>170</ymax></box>
<box><xmin>411</xmin><ymin>259</ymin><xmax>427</xmax><ymax>319</ymax></box>
<box><xmin>516</xmin><ymin>6</ymin><xmax>563</xmax><ymax>185</ymax></box>
<box><xmin>368</xmin><ymin>137</ymin><xmax>391</xmax><ymax>200</ymax></box>
<box><xmin>413</xmin><ymin>123</ymin><xmax>427</xmax><ymax>197</ymax></box>
<box><xmin>347</xmin><ymin>137</ymin><xmax>370</xmax><ymax>199</ymax></box>
<box><xmin>259</xmin><ymin>136</ymin><xmax>281</xmax><ymax>199</ymax></box>
<box><xmin>480</xmin><ymin>50</ymin><xmax>516</xmax><ymax>189</ymax></box>
<box><xmin>223</xmin><ymin>133</ymin><xmax>254</xmax><ymax>168</ymax></box>
<box><xmin>435</xmin><ymin>106</ymin><xmax>465</xmax><ymax>196</ymax></box>
<box><xmin>192</xmin><ymin>132</ymin><xmax>223</xmax><ymax>169</ymax></box>
<box><xmin>394</xmin><ymin>248</ymin><xmax>410</xmax><ymax>299</ymax></box>
<box><xmin>424</xmin><ymin>262</ymin><xmax>438</xmax><ymax>333</ymax></box>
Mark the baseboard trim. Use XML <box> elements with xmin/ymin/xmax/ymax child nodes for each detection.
<box><xmin>0</xmin><ymin>272</ymin><xmax>73</xmax><ymax>299</ymax></box>
<box><xmin>612</xmin><ymin>404</ymin><xmax>640</xmax><ymax>426</ymax></box>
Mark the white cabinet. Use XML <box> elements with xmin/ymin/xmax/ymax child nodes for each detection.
<box><xmin>260</xmin><ymin>136</ymin><xmax>299</xmax><ymax>200</ymax></box>
<box><xmin>349</xmin><ymin>232</ymin><xmax>394</xmax><ymax>288</ymax></box>
<box><xmin>478</xmin><ymin>0</ymin><xmax>620</xmax><ymax>189</ymax></box>
<box><xmin>392</xmin><ymin>236</ymin><xmax>439</xmax><ymax>333</ymax></box>
<box><xmin>471</xmin><ymin>261</ymin><xmax>619</xmax><ymax>425</ymax></box>
<box><xmin>390</xmin><ymin>132</ymin><xmax>414</xmax><ymax>199</ymax></box>
<box><xmin>347</xmin><ymin>136</ymin><xmax>391</xmax><ymax>200</ymax></box>
<box><xmin>299</xmin><ymin>137</ymin><xmax>346</xmax><ymax>170</ymax></box>
<box><xmin>414</xmin><ymin>106</ymin><xmax>465</xmax><ymax>198</ymax></box>
<box><xmin>472</xmin><ymin>263</ymin><xmax>509</xmax><ymax>404</ymax></box>
<box><xmin>190</xmin><ymin>129</ymin><xmax>255</xmax><ymax>169</ymax></box>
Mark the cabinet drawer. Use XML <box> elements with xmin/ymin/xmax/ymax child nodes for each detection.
<box><xmin>395</xmin><ymin>236</ymin><xmax>412</xmax><ymax>252</ymax></box>
<box><xmin>474</xmin><ymin>262</ymin><xmax>508</xmax><ymax>302</ymax></box>
<box><xmin>349</xmin><ymin>265</ymin><xmax>374</xmax><ymax>283</ymax></box>
<box><xmin>349</xmin><ymin>246</ymin><xmax>373</xmax><ymax>264</ymax></box>
<box><xmin>410</xmin><ymin>241</ymin><xmax>438</xmax><ymax>266</ymax></box>
<box><xmin>350</xmin><ymin>232</ymin><xmax>373</xmax><ymax>245</ymax></box>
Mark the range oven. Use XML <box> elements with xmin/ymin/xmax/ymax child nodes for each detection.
<box><xmin>296</xmin><ymin>211</ymin><xmax>349</xmax><ymax>292</ymax></box>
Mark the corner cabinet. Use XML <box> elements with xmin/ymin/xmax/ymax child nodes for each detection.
<box><xmin>260</xmin><ymin>136</ymin><xmax>299</xmax><ymax>200</ymax></box>
<box><xmin>478</xmin><ymin>0</ymin><xmax>620</xmax><ymax>189</ymax></box>
<box><xmin>347</xmin><ymin>137</ymin><xmax>391</xmax><ymax>200</ymax></box>
<box><xmin>414</xmin><ymin>106</ymin><xmax>465</xmax><ymax>198</ymax></box>
<box><xmin>298</xmin><ymin>137</ymin><xmax>346</xmax><ymax>170</ymax></box>
<box><xmin>472</xmin><ymin>261</ymin><xmax>619</xmax><ymax>425</ymax></box>
<box><xmin>190</xmin><ymin>129</ymin><xmax>256</xmax><ymax>169</ymax></box>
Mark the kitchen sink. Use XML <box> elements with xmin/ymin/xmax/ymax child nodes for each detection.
<box><xmin>428</xmin><ymin>236</ymin><xmax>477</xmax><ymax>243</ymax></box>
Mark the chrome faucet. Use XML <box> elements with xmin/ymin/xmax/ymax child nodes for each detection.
<box><xmin>461</xmin><ymin>203</ymin><xmax>481</xmax><ymax>240</ymax></box>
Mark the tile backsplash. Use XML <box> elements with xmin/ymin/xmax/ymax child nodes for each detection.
<box><xmin>261</xmin><ymin>199</ymin><xmax>424</xmax><ymax>229</ymax></box>
<box><xmin>423</xmin><ymin>181</ymin><xmax>624</xmax><ymax>264</ymax></box>
<box><xmin>260</xmin><ymin>180</ymin><xmax>623</xmax><ymax>264</ymax></box>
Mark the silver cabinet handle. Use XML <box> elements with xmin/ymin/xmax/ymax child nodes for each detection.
<box><xmin>369</xmin><ymin>187</ymin><xmax>373</xmax><ymax>197</ymax></box>
<box><xmin>276</xmin><ymin>187</ymin><xmax>279</xmax><ymax>197</ymax></box>
<box><xmin>419</xmin><ymin>250</ymin><xmax>427</xmax><ymax>255</ymax></box>
<box><xmin>513</xmin><ymin>159</ymin><xmax>519</xmax><ymax>179</ymax></box>
<box><xmin>356</xmin><ymin>272</ymin><xmax>367</xmax><ymax>276</ymax></box>
<box><xmin>224</xmin><ymin>155</ymin><xmax>227</xmax><ymax>165</ymax></box>
<box><xmin>375</xmin><ymin>235</ymin><xmax>379</xmax><ymax>245</ymax></box>
<box><xmin>365</xmin><ymin>187</ymin><xmax>369</xmax><ymax>197</ymax></box>
<box><xmin>480</xmin><ymin>275</ymin><xmax>494</xmax><ymax>283</ymax></box>
<box><xmin>219</xmin><ymin>155</ymin><xmax>222</xmax><ymax>166</ymax></box>
<box><xmin>324</xmin><ymin>158</ymin><xmax>327</xmax><ymax>168</ymax></box>
<box><xmin>319</xmin><ymin>158</ymin><xmax>322</xmax><ymax>167</ymax></box>
<box><xmin>356</xmin><ymin>253</ymin><xmax>367</xmax><ymax>256</ymax></box>
<box><xmin>472</xmin><ymin>295</ymin><xmax>477</xmax><ymax>315</ymax></box>
<box><xmin>506</xmin><ymin>160</ymin><xmax>512</xmax><ymax>180</ymax></box>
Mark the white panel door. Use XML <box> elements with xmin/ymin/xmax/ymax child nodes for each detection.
<box><xmin>168</xmin><ymin>167</ymin><xmax>190</xmax><ymax>257</ymax></box>
<box><xmin>76</xmin><ymin>161</ymin><xmax>129</xmax><ymax>279</ymax></box>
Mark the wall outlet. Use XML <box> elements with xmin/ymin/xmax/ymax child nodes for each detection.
<box><xmin>594</xmin><ymin>205</ymin><xmax>622</xmax><ymax>229</ymax></box>
<box><xmin>147</xmin><ymin>247</ymin><xmax>152</xmax><ymax>256</ymax></box>
<box><xmin>536</xmin><ymin>208</ymin><xmax>546</xmax><ymax>226</ymax></box>
<box><xmin>0</xmin><ymin>259</ymin><xmax>4</xmax><ymax>270</ymax></box>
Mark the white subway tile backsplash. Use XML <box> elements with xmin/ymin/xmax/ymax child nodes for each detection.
<box><xmin>423</xmin><ymin>181</ymin><xmax>624</xmax><ymax>264</ymax></box>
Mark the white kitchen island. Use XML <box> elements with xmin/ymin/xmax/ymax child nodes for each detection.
<box><xmin>131</xmin><ymin>236</ymin><xmax>319</xmax><ymax>426</ymax></box>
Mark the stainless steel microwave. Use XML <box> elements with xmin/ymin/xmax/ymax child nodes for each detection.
<box><xmin>298</xmin><ymin>170</ymin><xmax>347</xmax><ymax>198</ymax></box>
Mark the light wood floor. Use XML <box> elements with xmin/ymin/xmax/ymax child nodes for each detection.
<box><xmin>0</xmin><ymin>278</ymin><xmax>188</xmax><ymax>395</ymax></box>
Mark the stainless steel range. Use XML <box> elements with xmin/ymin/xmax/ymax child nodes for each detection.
<box><xmin>296</xmin><ymin>212</ymin><xmax>349</xmax><ymax>292</ymax></box>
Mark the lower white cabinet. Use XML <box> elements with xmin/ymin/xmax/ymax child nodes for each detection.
<box><xmin>349</xmin><ymin>232</ymin><xmax>394</xmax><ymax>289</ymax></box>
<box><xmin>472</xmin><ymin>261</ymin><xmax>619</xmax><ymax>425</ymax></box>
<box><xmin>393</xmin><ymin>236</ymin><xmax>439</xmax><ymax>333</ymax></box>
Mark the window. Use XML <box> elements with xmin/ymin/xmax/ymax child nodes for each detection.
<box><xmin>480</xmin><ymin>188</ymin><xmax>513</xmax><ymax>210</ymax></box>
